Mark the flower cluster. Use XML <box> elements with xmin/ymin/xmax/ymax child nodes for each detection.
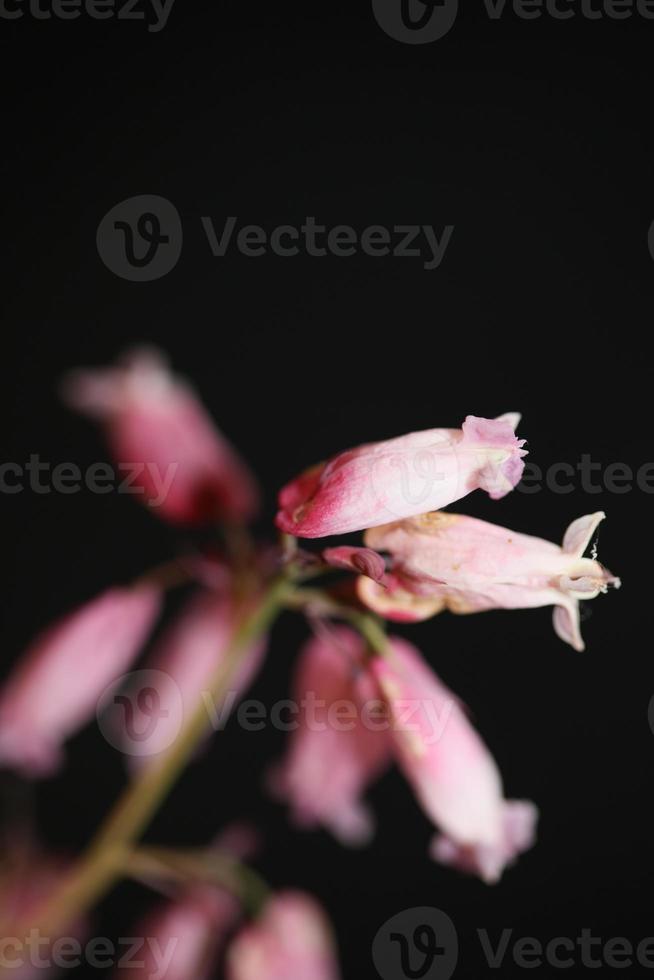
<box><xmin>0</xmin><ymin>349</ymin><xmax>620</xmax><ymax>979</ymax></box>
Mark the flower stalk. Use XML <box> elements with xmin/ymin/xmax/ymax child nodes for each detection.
<box><xmin>15</xmin><ymin>575</ymin><xmax>291</xmax><ymax>951</ymax></box>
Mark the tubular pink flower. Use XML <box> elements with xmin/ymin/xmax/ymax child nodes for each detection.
<box><xmin>268</xmin><ymin>626</ymin><xmax>391</xmax><ymax>845</ymax></box>
<box><xmin>63</xmin><ymin>347</ymin><xmax>259</xmax><ymax>525</ymax></box>
<box><xmin>0</xmin><ymin>586</ymin><xmax>161</xmax><ymax>777</ymax></box>
<box><xmin>118</xmin><ymin>587</ymin><xmax>266</xmax><ymax>768</ymax></box>
<box><xmin>226</xmin><ymin>891</ymin><xmax>341</xmax><ymax>980</ymax></box>
<box><xmin>371</xmin><ymin>639</ymin><xmax>537</xmax><ymax>883</ymax></box>
<box><xmin>359</xmin><ymin>511</ymin><xmax>620</xmax><ymax>650</ymax></box>
<box><xmin>115</xmin><ymin>886</ymin><xmax>239</xmax><ymax>980</ymax></box>
<box><xmin>275</xmin><ymin>413</ymin><xmax>526</xmax><ymax>538</ymax></box>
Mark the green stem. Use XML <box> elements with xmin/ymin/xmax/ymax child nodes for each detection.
<box><xmin>129</xmin><ymin>847</ymin><xmax>271</xmax><ymax>915</ymax></box>
<box><xmin>284</xmin><ymin>587</ymin><xmax>391</xmax><ymax>657</ymax></box>
<box><xmin>19</xmin><ymin>576</ymin><xmax>291</xmax><ymax>946</ymax></box>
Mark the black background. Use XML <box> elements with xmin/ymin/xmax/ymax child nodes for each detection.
<box><xmin>0</xmin><ymin>2</ymin><xmax>651</xmax><ymax>977</ymax></box>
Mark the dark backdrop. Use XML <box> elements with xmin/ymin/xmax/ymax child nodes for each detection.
<box><xmin>0</xmin><ymin>3</ymin><xmax>651</xmax><ymax>977</ymax></box>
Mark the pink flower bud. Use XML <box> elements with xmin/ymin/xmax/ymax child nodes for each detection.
<box><xmin>359</xmin><ymin>511</ymin><xmax>620</xmax><ymax>650</ymax></box>
<box><xmin>371</xmin><ymin>639</ymin><xmax>537</xmax><ymax>883</ymax></box>
<box><xmin>268</xmin><ymin>626</ymin><xmax>391</xmax><ymax>846</ymax></box>
<box><xmin>322</xmin><ymin>546</ymin><xmax>387</xmax><ymax>584</ymax></box>
<box><xmin>0</xmin><ymin>586</ymin><xmax>161</xmax><ymax>777</ymax></box>
<box><xmin>275</xmin><ymin>414</ymin><xmax>526</xmax><ymax>538</ymax></box>
<box><xmin>63</xmin><ymin>348</ymin><xmax>259</xmax><ymax>525</ymax></box>
<box><xmin>226</xmin><ymin>891</ymin><xmax>341</xmax><ymax>980</ymax></box>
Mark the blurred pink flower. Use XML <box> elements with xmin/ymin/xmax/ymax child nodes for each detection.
<box><xmin>371</xmin><ymin>638</ymin><xmax>537</xmax><ymax>883</ymax></box>
<box><xmin>115</xmin><ymin>886</ymin><xmax>239</xmax><ymax>980</ymax></box>
<box><xmin>117</xmin><ymin>587</ymin><xmax>266</xmax><ymax>768</ymax></box>
<box><xmin>268</xmin><ymin>626</ymin><xmax>391</xmax><ymax>845</ymax></box>
<box><xmin>0</xmin><ymin>586</ymin><xmax>161</xmax><ymax>776</ymax></box>
<box><xmin>275</xmin><ymin>413</ymin><xmax>526</xmax><ymax>538</ymax></box>
<box><xmin>359</xmin><ymin>511</ymin><xmax>620</xmax><ymax>650</ymax></box>
<box><xmin>226</xmin><ymin>891</ymin><xmax>341</xmax><ymax>980</ymax></box>
<box><xmin>63</xmin><ymin>347</ymin><xmax>259</xmax><ymax>525</ymax></box>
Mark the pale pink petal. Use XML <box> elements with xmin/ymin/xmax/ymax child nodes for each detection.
<box><xmin>430</xmin><ymin>800</ymin><xmax>538</xmax><ymax>883</ymax></box>
<box><xmin>268</xmin><ymin>626</ymin><xmax>391</xmax><ymax>845</ymax></box>
<box><xmin>494</xmin><ymin>411</ymin><xmax>522</xmax><ymax>431</ymax></box>
<box><xmin>0</xmin><ymin>587</ymin><xmax>161</xmax><ymax>777</ymax></box>
<box><xmin>552</xmin><ymin>601</ymin><xmax>584</xmax><ymax>652</ymax></box>
<box><xmin>356</xmin><ymin>575</ymin><xmax>445</xmax><ymax>623</ymax></box>
<box><xmin>370</xmin><ymin>639</ymin><xmax>536</xmax><ymax>882</ymax></box>
<box><xmin>562</xmin><ymin>511</ymin><xmax>605</xmax><ymax>557</ymax></box>
<box><xmin>226</xmin><ymin>892</ymin><xmax>340</xmax><ymax>980</ymax></box>
<box><xmin>115</xmin><ymin>887</ymin><xmax>238</xmax><ymax>980</ymax></box>
<box><xmin>460</xmin><ymin>415</ymin><xmax>527</xmax><ymax>500</ymax></box>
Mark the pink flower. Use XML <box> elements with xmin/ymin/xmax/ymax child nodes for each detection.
<box><xmin>226</xmin><ymin>891</ymin><xmax>341</xmax><ymax>980</ymax></box>
<box><xmin>115</xmin><ymin>886</ymin><xmax>239</xmax><ymax>980</ymax></box>
<box><xmin>371</xmin><ymin>639</ymin><xmax>537</xmax><ymax>883</ymax></box>
<box><xmin>268</xmin><ymin>626</ymin><xmax>391</xmax><ymax>845</ymax></box>
<box><xmin>275</xmin><ymin>413</ymin><xmax>526</xmax><ymax>538</ymax></box>
<box><xmin>117</xmin><ymin>587</ymin><xmax>266</xmax><ymax>768</ymax></box>
<box><xmin>63</xmin><ymin>348</ymin><xmax>259</xmax><ymax>525</ymax></box>
<box><xmin>359</xmin><ymin>511</ymin><xmax>620</xmax><ymax>650</ymax></box>
<box><xmin>0</xmin><ymin>586</ymin><xmax>161</xmax><ymax>776</ymax></box>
